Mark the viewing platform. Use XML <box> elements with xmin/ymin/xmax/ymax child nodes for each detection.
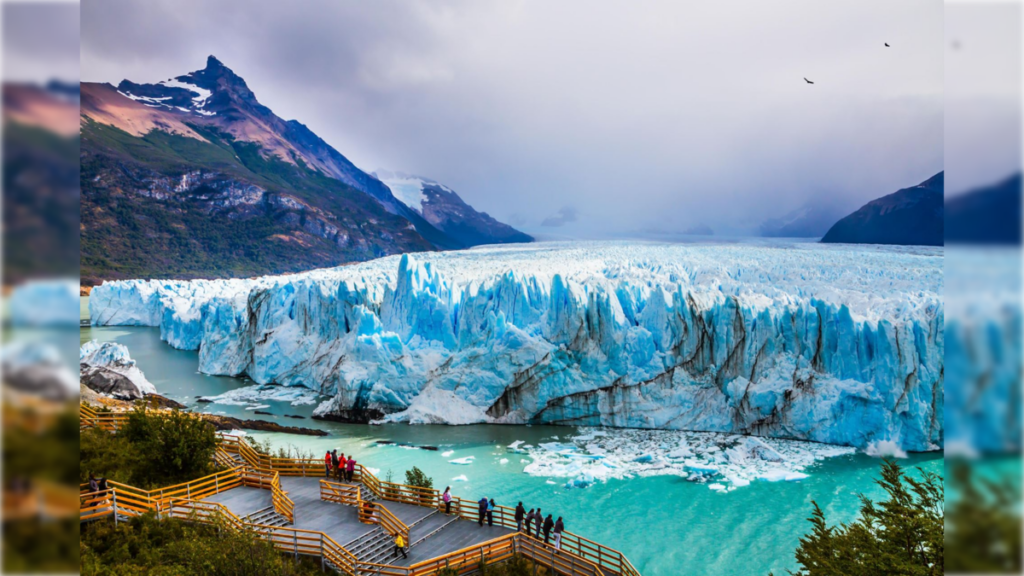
<box><xmin>79</xmin><ymin>405</ymin><xmax>641</xmax><ymax>576</ymax></box>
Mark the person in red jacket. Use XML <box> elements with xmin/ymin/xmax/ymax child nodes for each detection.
<box><xmin>324</xmin><ymin>451</ymin><xmax>332</xmax><ymax>478</ymax></box>
<box><xmin>337</xmin><ymin>453</ymin><xmax>347</xmax><ymax>482</ymax></box>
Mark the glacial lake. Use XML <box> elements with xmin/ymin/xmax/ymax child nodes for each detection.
<box><xmin>81</xmin><ymin>321</ymin><xmax>943</xmax><ymax>576</ymax></box>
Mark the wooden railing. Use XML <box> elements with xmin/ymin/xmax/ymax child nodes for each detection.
<box><xmin>168</xmin><ymin>498</ymin><xmax>246</xmax><ymax>532</ymax></box>
<box><xmin>320</xmin><ymin>480</ymin><xmax>361</xmax><ymax>506</ymax></box>
<box><xmin>271</xmin><ymin>472</ymin><xmax>295</xmax><ymax>524</ymax></box>
<box><xmin>79</xmin><ymin>467</ymin><xmax>244</xmax><ymax>520</ymax></box>
<box><xmin>362</xmin><ymin>501</ymin><xmax>409</xmax><ymax>546</ymax></box>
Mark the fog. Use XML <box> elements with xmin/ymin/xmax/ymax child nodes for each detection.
<box><xmin>81</xmin><ymin>0</ymin><xmax>943</xmax><ymax>237</ymax></box>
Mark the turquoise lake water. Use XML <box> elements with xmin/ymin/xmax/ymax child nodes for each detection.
<box><xmin>81</xmin><ymin>323</ymin><xmax>944</xmax><ymax>576</ymax></box>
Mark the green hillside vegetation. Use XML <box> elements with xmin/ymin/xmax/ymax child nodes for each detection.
<box><xmin>80</xmin><ymin>119</ymin><xmax>432</xmax><ymax>281</ymax></box>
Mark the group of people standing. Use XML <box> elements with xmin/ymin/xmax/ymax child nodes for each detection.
<box><xmin>516</xmin><ymin>503</ymin><xmax>565</xmax><ymax>549</ymax></box>
<box><xmin>465</xmin><ymin>494</ymin><xmax>565</xmax><ymax>550</ymax></box>
<box><xmin>324</xmin><ymin>449</ymin><xmax>356</xmax><ymax>482</ymax></box>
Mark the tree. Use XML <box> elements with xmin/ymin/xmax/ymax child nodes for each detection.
<box><xmin>123</xmin><ymin>407</ymin><xmax>219</xmax><ymax>486</ymax></box>
<box><xmin>405</xmin><ymin>466</ymin><xmax>434</xmax><ymax>490</ymax></box>
<box><xmin>945</xmin><ymin>461</ymin><xmax>1022</xmax><ymax>572</ymax></box>
<box><xmin>779</xmin><ymin>459</ymin><xmax>942</xmax><ymax>576</ymax></box>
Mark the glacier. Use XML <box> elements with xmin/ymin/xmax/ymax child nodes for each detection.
<box><xmin>89</xmin><ymin>241</ymin><xmax>943</xmax><ymax>451</ymax></box>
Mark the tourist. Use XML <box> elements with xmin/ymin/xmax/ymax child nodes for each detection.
<box><xmin>442</xmin><ymin>486</ymin><xmax>452</xmax><ymax>515</ymax></box>
<box><xmin>543</xmin><ymin>514</ymin><xmax>554</xmax><ymax>544</ymax></box>
<box><xmin>331</xmin><ymin>449</ymin><xmax>339</xmax><ymax>479</ymax></box>
<box><xmin>534</xmin><ymin>508</ymin><xmax>543</xmax><ymax>538</ymax></box>
<box><xmin>88</xmin><ymin>474</ymin><xmax>99</xmax><ymax>493</ymax></box>
<box><xmin>394</xmin><ymin>533</ymin><xmax>407</xmax><ymax>559</ymax></box>
<box><xmin>524</xmin><ymin>508</ymin><xmax>536</xmax><ymax>536</ymax></box>
<box><xmin>337</xmin><ymin>453</ymin><xmax>346</xmax><ymax>482</ymax></box>
<box><xmin>98</xmin><ymin>477</ymin><xmax>109</xmax><ymax>492</ymax></box>
<box><xmin>515</xmin><ymin>502</ymin><xmax>525</xmax><ymax>532</ymax></box>
<box><xmin>554</xmin><ymin>517</ymin><xmax>564</xmax><ymax>549</ymax></box>
<box><xmin>487</xmin><ymin>498</ymin><xmax>495</xmax><ymax>527</ymax></box>
<box><xmin>477</xmin><ymin>496</ymin><xmax>488</xmax><ymax>526</ymax></box>
<box><xmin>324</xmin><ymin>451</ymin><xmax>332</xmax><ymax>477</ymax></box>
<box><xmin>363</xmin><ymin>500</ymin><xmax>376</xmax><ymax>523</ymax></box>
<box><xmin>346</xmin><ymin>457</ymin><xmax>356</xmax><ymax>482</ymax></box>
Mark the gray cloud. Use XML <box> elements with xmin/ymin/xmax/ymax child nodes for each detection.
<box><xmin>541</xmin><ymin>207</ymin><xmax>579</xmax><ymax>228</ymax></box>
<box><xmin>81</xmin><ymin>0</ymin><xmax>943</xmax><ymax>238</ymax></box>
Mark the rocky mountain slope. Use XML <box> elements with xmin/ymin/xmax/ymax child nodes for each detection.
<box><xmin>374</xmin><ymin>170</ymin><xmax>532</xmax><ymax>246</ymax></box>
<box><xmin>821</xmin><ymin>172</ymin><xmax>944</xmax><ymax>246</ymax></box>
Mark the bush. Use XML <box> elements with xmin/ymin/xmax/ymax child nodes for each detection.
<box><xmin>405</xmin><ymin>466</ymin><xmax>433</xmax><ymax>490</ymax></box>
<box><xmin>80</xmin><ymin>513</ymin><xmax>323</xmax><ymax>576</ymax></box>
<box><xmin>777</xmin><ymin>459</ymin><xmax>942</xmax><ymax>576</ymax></box>
<box><xmin>80</xmin><ymin>408</ymin><xmax>218</xmax><ymax>489</ymax></box>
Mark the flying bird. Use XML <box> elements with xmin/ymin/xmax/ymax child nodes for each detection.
<box><xmin>884</xmin><ymin>42</ymin><xmax>890</xmax><ymax>47</ymax></box>
<box><xmin>803</xmin><ymin>77</ymin><xmax>814</xmax><ymax>84</ymax></box>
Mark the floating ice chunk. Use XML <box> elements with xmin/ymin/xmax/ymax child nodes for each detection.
<box><xmin>244</xmin><ymin>405</ymin><xmax>271</xmax><ymax>410</ymax></box>
<box><xmin>198</xmin><ymin>383</ymin><xmax>321</xmax><ymax>406</ymax></box>
<box><xmin>449</xmin><ymin>456</ymin><xmax>475</xmax><ymax>465</ymax></box>
<box><xmin>708</xmin><ymin>483</ymin><xmax>726</xmax><ymax>492</ymax></box>
<box><xmin>452</xmin><ymin>475</ymin><xmax>468</xmax><ymax>482</ymax></box>
<box><xmin>499</xmin><ymin>458</ymin><xmax>509</xmax><ymax>465</ymax></box>
<box><xmin>864</xmin><ymin>440</ymin><xmax>908</xmax><ymax>459</ymax></box>
<box><xmin>441</xmin><ymin>450</ymin><xmax>455</xmax><ymax>457</ymax></box>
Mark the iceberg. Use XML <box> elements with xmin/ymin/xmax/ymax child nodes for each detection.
<box><xmin>89</xmin><ymin>241</ymin><xmax>943</xmax><ymax>451</ymax></box>
<box><xmin>80</xmin><ymin>340</ymin><xmax>157</xmax><ymax>396</ymax></box>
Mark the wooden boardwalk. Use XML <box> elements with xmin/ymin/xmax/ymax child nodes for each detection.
<box><xmin>203</xmin><ymin>476</ymin><xmax>515</xmax><ymax>564</ymax></box>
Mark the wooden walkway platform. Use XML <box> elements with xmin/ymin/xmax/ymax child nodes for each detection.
<box><xmin>204</xmin><ymin>476</ymin><xmax>514</xmax><ymax>564</ymax></box>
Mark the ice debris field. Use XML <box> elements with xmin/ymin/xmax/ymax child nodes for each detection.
<box><xmin>90</xmin><ymin>241</ymin><xmax>944</xmax><ymax>452</ymax></box>
<box><xmin>515</xmin><ymin>427</ymin><xmax>856</xmax><ymax>492</ymax></box>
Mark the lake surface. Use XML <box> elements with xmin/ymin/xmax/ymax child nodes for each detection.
<box><xmin>81</xmin><ymin>321</ymin><xmax>943</xmax><ymax>576</ymax></box>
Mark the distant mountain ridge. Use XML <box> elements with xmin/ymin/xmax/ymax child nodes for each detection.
<box><xmin>759</xmin><ymin>202</ymin><xmax>850</xmax><ymax>238</ymax></box>
<box><xmin>821</xmin><ymin>172</ymin><xmax>944</xmax><ymax>246</ymax></box>
<box><xmin>79</xmin><ymin>56</ymin><xmax>528</xmax><ymax>280</ymax></box>
<box><xmin>373</xmin><ymin>170</ymin><xmax>532</xmax><ymax>246</ymax></box>
<box><xmin>945</xmin><ymin>172</ymin><xmax>1022</xmax><ymax>244</ymax></box>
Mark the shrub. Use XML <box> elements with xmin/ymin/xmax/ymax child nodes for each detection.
<box><xmin>80</xmin><ymin>513</ymin><xmax>323</xmax><ymax>576</ymax></box>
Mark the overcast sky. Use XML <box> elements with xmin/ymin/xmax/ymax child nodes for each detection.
<box><xmin>81</xmin><ymin>0</ymin><xmax>944</xmax><ymax>237</ymax></box>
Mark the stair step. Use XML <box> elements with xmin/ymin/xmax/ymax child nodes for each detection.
<box><xmin>411</xmin><ymin>515</ymin><xmax>461</xmax><ymax>548</ymax></box>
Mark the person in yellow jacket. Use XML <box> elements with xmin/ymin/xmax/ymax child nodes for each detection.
<box><xmin>394</xmin><ymin>533</ymin><xmax>408</xmax><ymax>559</ymax></box>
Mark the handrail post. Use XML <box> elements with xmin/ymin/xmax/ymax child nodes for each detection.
<box><xmin>112</xmin><ymin>490</ymin><xmax>118</xmax><ymax>526</ymax></box>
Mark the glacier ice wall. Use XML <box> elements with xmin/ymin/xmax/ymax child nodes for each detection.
<box><xmin>89</xmin><ymin>241</ymin><xmax>944</xmax><ymax>451</ymax></box>
<box><xmin>944</xmin><ymin>248</ymin><xmax>1020</xmax><ymax>455</ymax></box>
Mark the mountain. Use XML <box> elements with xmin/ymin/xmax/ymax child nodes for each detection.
<box><xmin>80</xmin><ymin>56</ymin><xmax>468</xmax><ymax>282</ymax></box>
<box><xmin>759</xmin><ymin>202</ymin><xmax>849</xmax><ymax>238</ymax></box>
<box><xmin>820</xmin><ymin>172</ymin><xmax>944</xmax><ymax>246</ymax></box>
<box><xmin>945</xmin><ymin>172</ymin><xmax>1022</xmax><ymax>244</ymax></box>
<box><xmin>373</xmin><ymin>170</ymin><xmax>532</xmax><ymax>247</ymax></box>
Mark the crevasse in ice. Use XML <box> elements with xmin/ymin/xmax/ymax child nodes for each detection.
<box><xmin>89</xmin><ymin>241</ymin><xmax>943</xmax><ymax>451</ymax></box>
